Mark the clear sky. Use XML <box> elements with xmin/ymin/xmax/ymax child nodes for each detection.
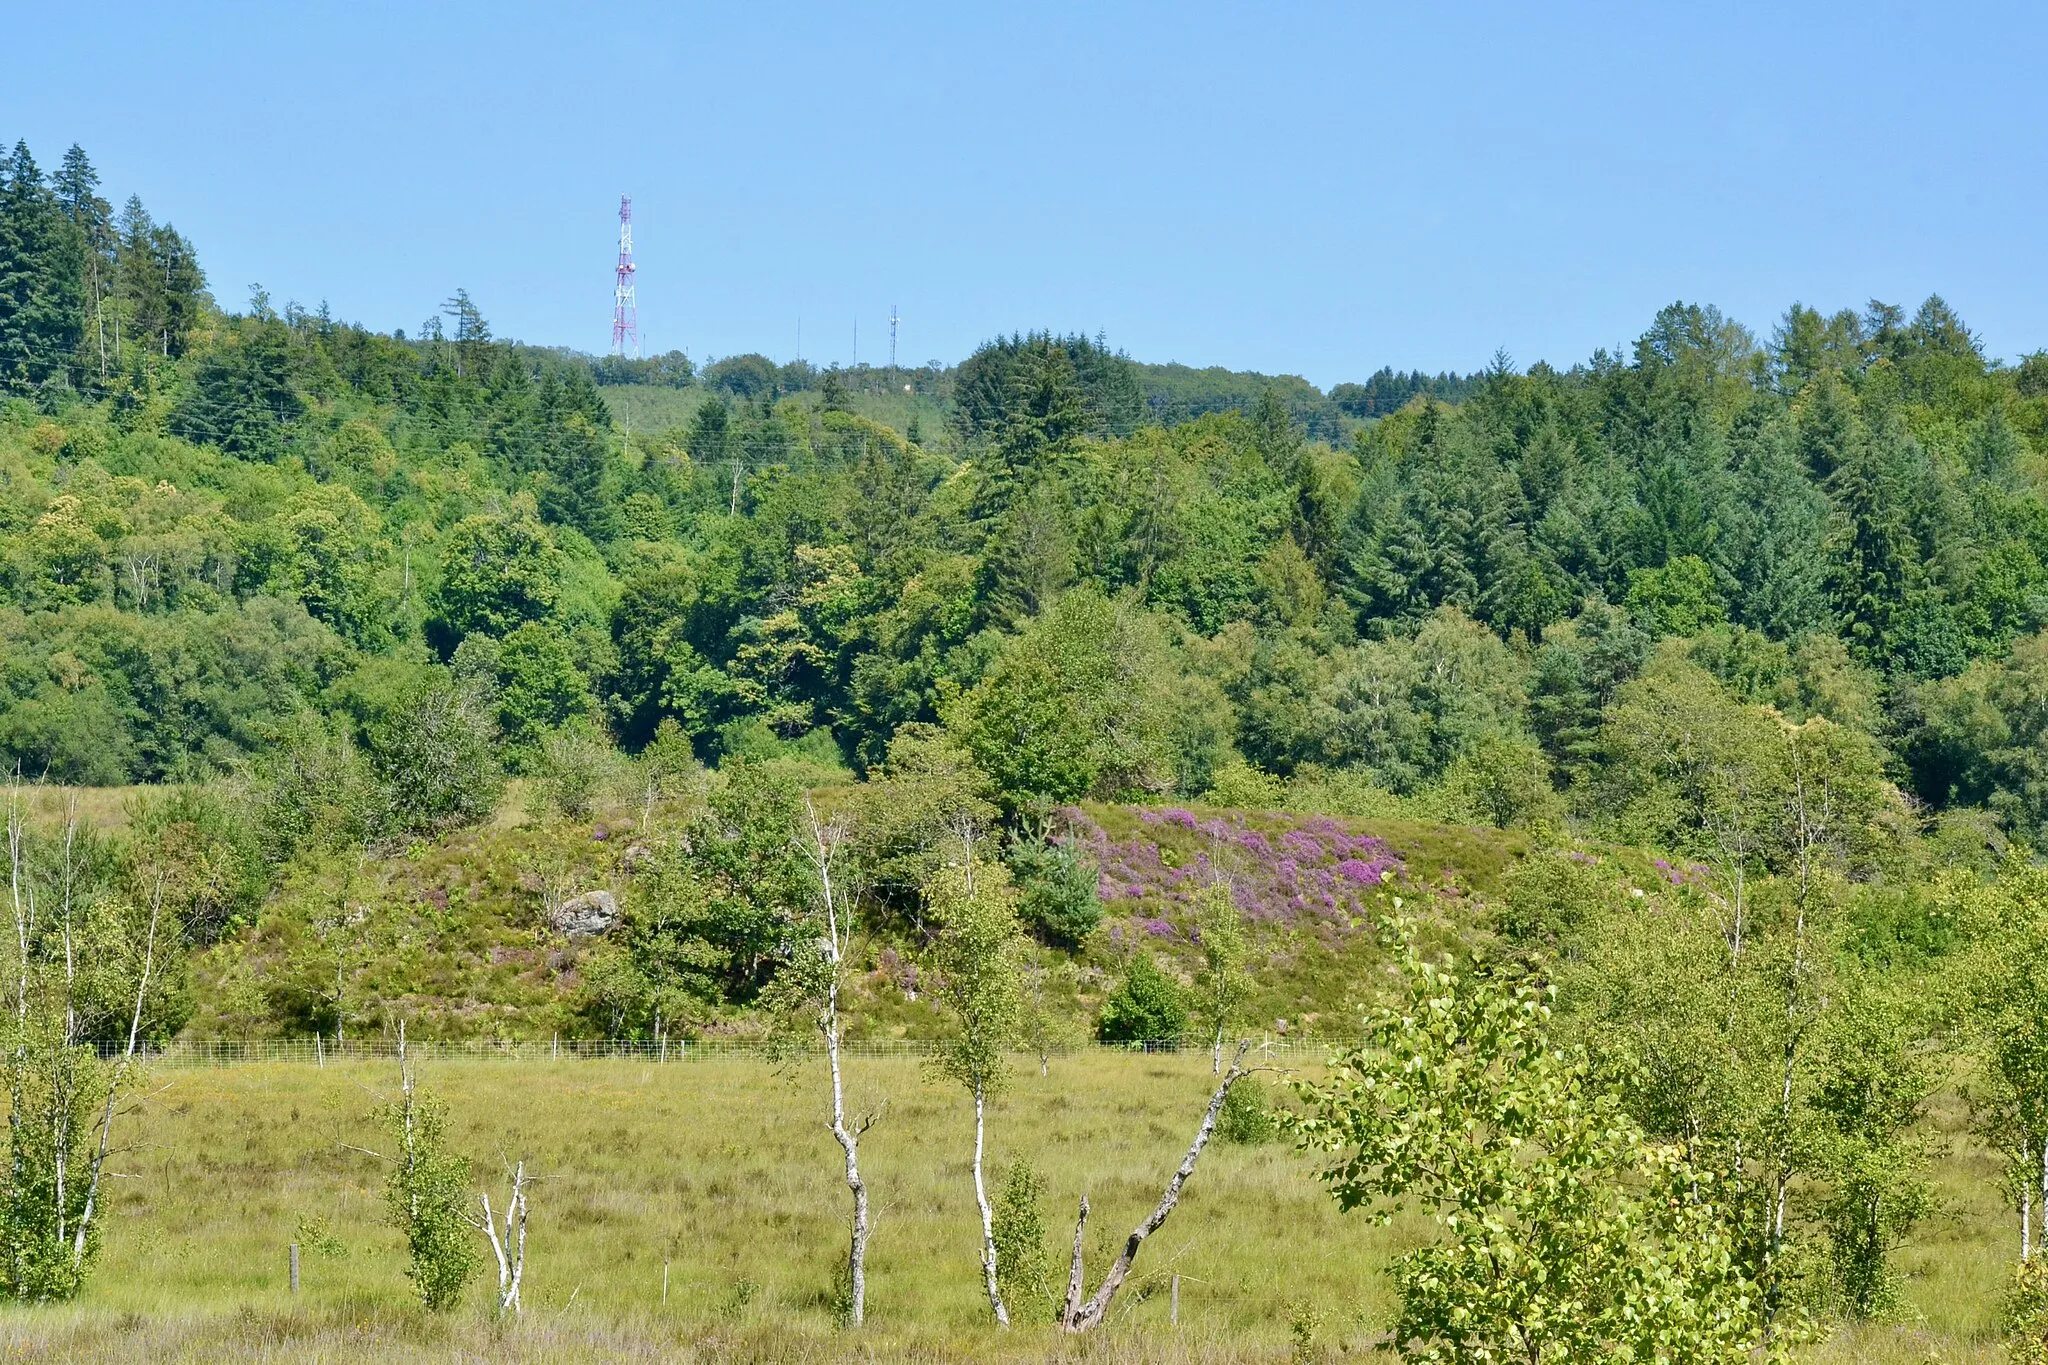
<box><xmin>5</xmin><ymin>1</ymin><xmax>2044</xmax><ymax>386</ymax></box>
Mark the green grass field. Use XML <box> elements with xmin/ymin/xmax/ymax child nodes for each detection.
<box><xmin>0</xmin><ymin>1053</ymin><xmax>2011</xmax><ymax>1362</ymax></box>
<box><xmin>597</xmin><ymin>382</ymin><xmax>955</xmax><ymax>446</ymax></box>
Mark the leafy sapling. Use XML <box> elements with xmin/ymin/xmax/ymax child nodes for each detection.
<box><xmin>1191</xmin><ymin>881</ymin><xmax>1253</xmax><ymax>1073</ymax></box>
<box><xmin>765</xmin><ymin>799</ymin><xmax>878</xmax><ymax>1327</ymax></box>
<box><xmin>990</xmin><ymin>1159</ymin><xmax>1052</xmax><ymax>1322</ymax></box>
<box><xmin>926</xmin><ymin>852</ymin><xmax>1025</xmax><ymax>1324</ymax></box>
<box><xmin>364</xmin><ymin>1025</ymin><xmax>478</xmax><ymax>1311</ymax></box>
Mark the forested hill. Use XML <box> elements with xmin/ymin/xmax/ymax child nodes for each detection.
<box><xmin>3</xmin><ymin>138</ymin><xmax>2048</xmax><ymax>859</ymax></box>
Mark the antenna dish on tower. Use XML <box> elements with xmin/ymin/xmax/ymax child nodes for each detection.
<box><xmin>611</xmin><ymin>195</ymin><xmax>638</xmax><ymax>358</ymax></box>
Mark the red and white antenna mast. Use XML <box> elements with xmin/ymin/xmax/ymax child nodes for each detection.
<box><xmin>611</xmin><ymin>195</ymin><xmax>638</xmax><ymax>357</ymax></box>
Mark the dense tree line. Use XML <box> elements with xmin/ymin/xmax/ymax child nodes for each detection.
<box><xmin>4</xmin><ymin>141</ymin><xmax>2048</xmax><ymax>862</ymax></box>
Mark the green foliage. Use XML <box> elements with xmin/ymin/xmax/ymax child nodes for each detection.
<box><xmin>1292</xmin><ymin>938</ymin><xmax>1773</xmax><ymax>1363</ymax></box>
<box><xmin>361</xmin><ymin>674</ymin><xmax>503</xmax><ymax>835</ymax></box>
<box><xmin>1217</xmin><ymin>1076</ymin><xmax>1279</xmax><ymax>1145</ymax></box>
<box><xmin>378</xmin><ymin>1063</ymin><xmax>477</xmax><ymax>1311</ymax></box>
<box><xmin>0</xmin><ymin>141</ymin><xmax>88</xmax><ymax>395</ymax></box>
<box><xmin>1493</xmin><ymin>845</ymin><xmax>1627</xmax><ymax>946</ymax></box>
<box><xmin>1096</xmin><ymin>952</ymin><xmax>1187</xmax><ymax>1043</ymax></box>
<box><xmin>1437</xmin><ymin>731</ymin><xmax>1564</xmax><ymax>830</ymax></box>
<box><xmin>2006</xmin><ymin>1257</ymin><xmax>2048</xmax><ymax>1365</ymax></box>
<box><xmin>248</xmin><ymin>716</ymin><xmax>382</xmax><ymax>861</ymax></box>
<box><xmin>0</xmin><ymin>795</ymin><xmax>172</xmax><ymax>1302</ymax></box>
<box><xmin>5</xmin><ymin>161</ymin><xmax>2048</xmax><ymax>853</ymax></box>
<box><xmin>1202</xmin><ymin>758</ymin><xmax>1285</xmax><ymax>809</ymax></box>
<box><xmin>524</xmin><ymin>721</ymin><xmax>623</xmax><ymax>820</ymax></box>
<box><xmin>126</xmin><ymin>784</ymin><xmax>266</xmax><ymax>947</ymax></box>
<box><xmin>1959</xmin><ymin>855</ymin><xmax>2048</xmax><ymax>1278</ymax></box>
<box><xmin>607</xmin><ymin>758</ymin><xmax>809</xmax><ymax>1012</ymax></box>
<box><xmin>1626</xmin><ymin>553</ymin><xmax>1726</xmax><ymax>637</ymax></box>
<box><xmin>1191</xmin><ymin>882</ymin><xmax>1253</xmax><ymax>1057</ymax></box>
<box><xmin>989</xmin><ymin>1159</ymin><xmax>1051</xmax><ymax>1320</ymax></box>
<box><xmin>1809</xmin><ymin>977</ymin><xmax>1936</xmax><ymax>1318</ymax></box>
<box><xmin>849</xmin><ymin>723</ymin><xmax>995</xmax><ymax>907</ymax></box>
<box><xmin>924</xmin><ymin>856</ymin><xmax>1023</xmax><ymax>1098</ymax></box>
<box><xmin>0</xmin><ymin>1020</ymin><xmax>110</xmax><ymax>1301</ymax></box>
<box><xmin>1006</xmin><ymin>817</ymin><xmax>1100</xmax><ymax>947</ymax></box>
<box><xmin>431</xmin><ymin>498</ymin><xmax>563</xmax><ymax>641</ymax></box>
<box><xmin>949</xmin><ymin>588</ymin><xmax>1206</xmax><ymax>806</ymax></box>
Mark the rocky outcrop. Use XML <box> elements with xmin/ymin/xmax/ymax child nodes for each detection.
<box><xmin>551</xmin><ymin>890</ymin><xmax>619</xmax><ymax>937</ymax></box>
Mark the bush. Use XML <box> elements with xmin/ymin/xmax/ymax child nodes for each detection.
<box><xmin>1009</xmin><ymin>833</ymin><xmax>1101</xmax><ymax>947</ymax></box>
<box><xmin>1438</xmin><ymin>733</ymin><xmax>1566</xmax><ymax>831</ymax></box>
<box><xmin>990</xmin><ymin>1159</ymin><xmax>1051</xmax><ymax>1321</ymax></box>
<box><xmin>2005</xmin><ymin>1257</ymin><xmax>2048</xmax><ymax>1365</ymax></box>
<box><xmin>1203</xmin><ymin>758</ymin><xmax>1285</xmax><ymax>810</ymax></box>
<box><xmin>1097</xmin><ymin>953</ymin><xmax>1187</xmax><ymax>1043</ymax></box>
<box><xmin>1218</xmin><ymin>1076</ymin><xmax>1279</xmax><ymax>1144</ymax></box>
<box><xmin>367</xmin><ymin>676</ymin><xmax>503</xmax><ymax>834</ymax></box>
<box><xmin>1496</xmin><ymin>846</ymin><xmax>1628</xmax><ymax>946</ymax></box>
<box><xmin>526</xmin><ymin>721</ymin><xmax>624</xmax><ymax>819</ymax></box>
<box><xmin>249</xmin><ymin>716</ymin><xmax>383</xmax><ymax>861</ymax></box>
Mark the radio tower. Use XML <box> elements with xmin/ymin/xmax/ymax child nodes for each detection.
<box><xmin>611</xmin><ymin>195</ymin><xmax>638</xmax><ymax>357</ymax></box>
<box><xmin>889</xmin><ymin>304</ymin><xmax>899</xmax><ymax>369</ymax></box>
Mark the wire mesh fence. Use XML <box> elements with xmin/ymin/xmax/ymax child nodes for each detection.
<box><xmin>96</xmin><ymin>1035</ymin><xmax>1345</xmax><ymax>1068</ymax></box>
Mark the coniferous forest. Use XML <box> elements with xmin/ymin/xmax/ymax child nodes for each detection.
<box><xmin>9</xmin><ymin>137</ymin><xmax>2048</xmax><ymax>1358</ymax></box>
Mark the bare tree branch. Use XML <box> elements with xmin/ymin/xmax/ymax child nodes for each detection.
<box><xmin>1063</xmin><ymin>1041</ymin><xmax>1253</xmax><ymax>1332</ymax></box>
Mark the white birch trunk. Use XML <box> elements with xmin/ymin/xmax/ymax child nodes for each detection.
<box><xmin>477</xmin><ymin>1159</ymin><xmax>530</xmax><ymax>1314</ymax></box>
<box><xmin>72</xmin><ymin>866</ymin><xmax>163</xmax><ymax>1267</ymax></box>
<box><xmin>803</xmin><ymin>800</ymin><xmax>872</xmax><ymax>1328</ymax></box>
<box><xmin>1063</xmin><ymin>1041</ymin><xmax>1251</xmax><ymax>1332</ymax></box>
<box><xmin>2024</xmin><ymin>1133</ymin><xmax>2034</xmax><ymax>1263</ymax></box>
<box><xmin>973</xmin><ymin>1081</ymin><xmax>1007</xmax><ymax>1324</ymax></box>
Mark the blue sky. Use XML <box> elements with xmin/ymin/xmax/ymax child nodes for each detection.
<box><xmin>5</xmin><ymin>1</ymin><xmax>2043</xmax><ymax>385</ymax></box>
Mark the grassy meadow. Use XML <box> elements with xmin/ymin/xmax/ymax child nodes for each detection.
<box><xmin>0</xmin><ymin>1052</ymin><xmax>2012</xmax><ymax>1363</ymax></box>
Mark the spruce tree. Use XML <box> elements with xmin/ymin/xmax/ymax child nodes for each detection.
<box><xmin>0</xmin><ymin>141</ymin><xmax>86</xmax><ymax>393</ymax></box>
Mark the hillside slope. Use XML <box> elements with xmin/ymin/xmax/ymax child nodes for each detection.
<box><xmin>182</xmin><ymin>790</ymin><xmax>1593</xmax><ymax>1044</ymax></box>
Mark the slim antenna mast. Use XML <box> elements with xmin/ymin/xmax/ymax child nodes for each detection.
<box><xmin>611</xmin><ymin>195</ymin><xmax>638</xmax><ymax>358</ymax></box>
<box><xmin>889</xmin><ymin>304</ymin><xmax>898</xmax><ymax>369</ymax></box>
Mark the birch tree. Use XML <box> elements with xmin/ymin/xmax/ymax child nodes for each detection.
<box><xmin>369</xmin><ymin>1027</ymin><xmax>477</xmax><ymax>1311</ymax></box>
<box><xmin>771</xmin><ymin>798</ymin><xmax>878</xmax><ymax>1326</ymax></box>
<box><xmin>925</xmin><ymin>853</ymin><xmax>1024</xmax><ymax>1323</ymax></box>
<box><xmin>1960</xmin><ymin>854</ymin><xmax>2048</xmax><ymax>1266</ymax></box>
<box><xmin>1294</xmin><ymin>933</ymin><xmax>1772</xmax><ymax>1363</ymax></box>
<box><xmin>0</xmin><ymin>787</ymin><xmax>166</xmax><ymax>1301</ymax></box>
<box><xmin>1191</xmin><ymin>882</ymin><xmax>1252</xmax><ymax>1074</ymax></box>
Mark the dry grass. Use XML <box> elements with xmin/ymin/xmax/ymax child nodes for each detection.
<box><xmin>0</xmin><ymin>1054</ymin><xmax>1998</xmax><ymax>1362</ymax></box>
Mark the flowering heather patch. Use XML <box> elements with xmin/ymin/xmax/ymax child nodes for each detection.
<box><xmin>1059</xmin><ymin>806</ymin><xmax>1404</xmax><ymax>940</ymax></box>
<box><xmin>1650</xmin><ymin>856</ymin><xmax>1711</xmax><ymax>888</ymax></box>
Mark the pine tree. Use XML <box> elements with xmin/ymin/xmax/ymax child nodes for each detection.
<box><xmin>0</xmin><ymin>141</ymin><xmax>86</xmax><ymax>393</ymax></box>
<box><xmin>52</xmin><ymin>146</ymin><xmax>113</xmax><ymax>381</ymax></box>
<box><xmin>1728</xmin><ymin>418</ymin><xmax>1830</xmax><ymax>638</ymax></box>
<box><xmin>1826</xmin><ymin>416</ymin><xmax>1922</xmax><ymax>664</ymax></box>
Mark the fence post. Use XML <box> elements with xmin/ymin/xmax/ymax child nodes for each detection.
<box><xmin>289</xmin><ymin>1242</ymin><xmax>300</xmax><ymax>1294</ymax></box>
<box><xmin>1171</xmin><ymin>1272</ymin><xmax>1179</xmax><ymax>1325</ymax></box>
